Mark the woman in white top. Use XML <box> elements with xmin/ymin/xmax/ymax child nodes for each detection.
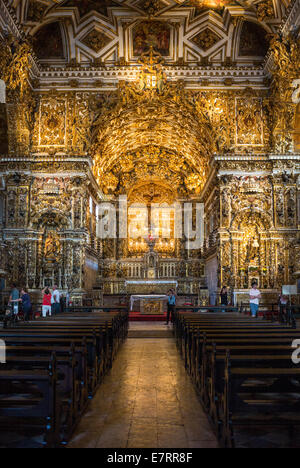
<box><xmin>249</xmin><ymin>282</ymin><xmax>261</xmax><ymax>318</ymax></box>
<box><xmin>51</xmin><ymin>285</ymin><xmax>61</xmax><ymax>315</ymax></box>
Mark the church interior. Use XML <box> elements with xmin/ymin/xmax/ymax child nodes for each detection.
<box><xmin>0</xmin><ymin>0</ymin><xmax>300</xmax><ymax>450</ymax></box>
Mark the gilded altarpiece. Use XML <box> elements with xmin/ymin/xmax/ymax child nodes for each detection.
<box><xmin>210</xmin><ymin>161</ymin><xmax>299</xmax><ymax>304</ymax></box>
<box><xmin>0</xmin><ymin>27</ymin><xmax>299</xmax><ymax>304</ymax></box>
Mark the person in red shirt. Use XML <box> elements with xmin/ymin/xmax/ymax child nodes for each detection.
<box><xmin>42</xmin><ymin>287</ymin><xmax>52</xmax><ymax>318</ymax></box>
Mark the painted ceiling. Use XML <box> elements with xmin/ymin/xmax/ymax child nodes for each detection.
<box><xmin>5</xmin><ymin>0</ymin><xmax>293</xmax><ymax>65</ymax></box>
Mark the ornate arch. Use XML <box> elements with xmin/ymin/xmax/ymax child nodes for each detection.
<box><xmin>226</xmin><ymin>209</ymin><xmax>276</xmax><ymax>290</ymax></box>
<box><xmin>128</xmin><ymin>180</ymin><xmax>176</xmax><ymax>206</ymax></box>
<box><xmin>91</xmin><ymin>79</ymin><xmax>216</xmax><ymax>195</ymax></box>
<box><xmin>30</xmin><ymin>20</ymin><xmax>68</xmax><ymax>60</ymax></box>
<box><xmin>231</xmin><ymin>208</ymin><xmax>273</xmax><ymax>231</ymax></box>
<box><xmin>235</xmin><ymin>18</ymin><xmax>270</xmax><ymax>62</ymax></box>
<box><xmin>31</xmin><ymin>208</ymin><xmax>70</xmax><ymax>230</ymax></box>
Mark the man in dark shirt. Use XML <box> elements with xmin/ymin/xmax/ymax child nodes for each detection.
<box><xmin>15</xmin><ymin>288</ymin><xmax>32</xmax><ymax>321</ymax></box>
<box><xmin>20</xmin><ymin>289</ymin><xmax>32</xmax><ymax>321</ymax></box>
<box><xmin>220</xmin><ymin>286</ymin><xmax>228</xmax><ymax>313</ymax></box>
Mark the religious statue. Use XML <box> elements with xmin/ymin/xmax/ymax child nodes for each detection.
<box><xmin>246</xmin><ymin>236</ymin><xmax>260</xmax><ymax>263</ymax></box>
<box><xmin>156</xmin><ymin>65</ymin><xmax>166</xmax><ymax>94</ymax></box>
<box><xmin>138</xmin><ymin>70</ymin><xmax>147</xmax><ymax>92</ymax></box>
<box><xmin>44</xmin><ymin>232</ymin><xmax>61</xmax><ymax>261</ymax></box>
<box><xmin>136</xmin><ymin>47</ymin><xmax>166</xmax><ymax>97</ymax></box>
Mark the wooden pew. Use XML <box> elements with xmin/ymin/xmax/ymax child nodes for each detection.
<box><xmin>0</xmin><ymin>358</ymin><xmax>60</xmax><ymax>448</ymax></box>
<box><xmin>12</xmin><ymin>313</ymin><xmax>128</xmax><ymax>374</ymax></box>
<box><xmin>0</xmin><ymin>308</ymin><xmax>129</xmax><ymax>447</ymax></box>
<box><xmin>173</xmin><ymin>310</ymin><xmax>300</xmax><ymax>448</ymax></box>
<box><xmin>181</xmin><ymin>324</ymin><xmax>296</xmax><ymax>375</ymax></box>
<box><xmin>221</xmin><ymin>358</ymin><xmax>300</xmax><ymax>448</ymax></box>
<box><xmin>0</xmin><ymin>332</ymin><xmax>106</xmax><ymax>395</ymax></box>
<box><xmin>203</xmin><ymin>345</ymin><xmax>295</xmax><ymax>431</ymax></box>
<box><xmin>3</xmin><ymin>343</ymin><xmax>89</xmax><ymax>442</ymax></box>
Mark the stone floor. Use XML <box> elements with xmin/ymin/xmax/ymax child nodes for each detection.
<box><xmin>128</xmin><ymin>321</ymin><xmax>173</xmax><ymax>338</ymax></box>
<box><xmin>68</xmin><ymin>322</ymin><xmax>219</xmax><ymax>449</ymax></box>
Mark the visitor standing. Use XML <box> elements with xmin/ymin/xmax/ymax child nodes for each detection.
<box><xmin>220</xmin><ymin>286</ymin><xmax>228</xmax><ymax>313</ymax></box>
<box><xmin>42</xmin><ymin>287</ymin><xmax>52</xmax><ymax>318</ymax></box>
<box><xmin>19</xmin><ymin>288</ymin><xmax>32</xmax><ymax>321</ymax></box>
<box><xmin>279</xmin><ymin>293</ymin><xmax>288</xmax><ymax>323</ymax></box>
<box><xmin>166</xmin><ymin>289</ymin><xmax>176</xmax><ymax>325</ymax></box>
<box><xmin>9</xmin><ymin>284</ymin><xmax>19</xmax><ymax>316</ymax></box>
<box><xmin>51</xmin><ymin>285</ymin><xmax>61</xmax><ymax>315</ymax></box>
<box><xmin>249</xmin><ymin>282</ymin><xmax>261</xmax><ymax>318</ymax></box>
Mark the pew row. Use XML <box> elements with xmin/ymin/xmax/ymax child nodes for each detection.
<box><xmin>0</xmin><ymin>308</ymin><xmax>129</xmax><ymax>447</ymax></box>
<box><xmin>173</xmin><ymin>310</ymin><xmax>300</xmax><ymax>448</ymax></box>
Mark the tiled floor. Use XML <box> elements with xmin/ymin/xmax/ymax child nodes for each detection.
<box><xmin>68</xmin><ymin>323</ymin><xmax>219</xmax><ymax>449</ymax></box>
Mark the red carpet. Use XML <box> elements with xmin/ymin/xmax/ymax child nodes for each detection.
<box><xmin>244</xmin><ymin>311</ymin><xmax>266</xmax><ymax>318</ymax></box>
<box><xmin>129</xmin><ymin>311</ymin><xmax>167</xmax><ymax>322</ymax></box>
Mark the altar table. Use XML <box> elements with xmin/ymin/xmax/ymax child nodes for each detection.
<box><xmin>130</xmin><ymin>295</ymin><xmax>169</xmax><ymax>313</ymax></box>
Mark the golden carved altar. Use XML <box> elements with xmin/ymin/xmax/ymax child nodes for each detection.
<box><xmin>141</xmin><ymin>299</ymin><xmax>164</xmax><ymax>315</ymax></box>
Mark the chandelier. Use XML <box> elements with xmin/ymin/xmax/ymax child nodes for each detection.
<box><xmin>155</xmin><ymin>239</ymin><xmax>175</xmax><ymax>254</ymax></box>
<box><xmin>128</xmin><ymin>238</ymin><xmax>149</xmax><ymax>254</ymax></box>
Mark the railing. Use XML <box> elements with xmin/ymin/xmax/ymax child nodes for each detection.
<box><xmin>177</xmin><ymin>305</ymin><xmax>239</xmax><ymax>313</ymax></box>
<box><xmin>240</xmin><ymin>302</ymin><xmax>279</xmax><ymax>315</ymax></box>
<box><xmin>240</xmin><ymin>302</ymin><xmax>300</xmax><ymax>328</ymax></box>
<box><xmin>65</xmin><ymin>305</ymin><xmax>129</xmax><ymax>314</ymax></box>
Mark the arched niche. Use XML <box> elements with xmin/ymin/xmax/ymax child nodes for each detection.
<box><xmin>238</xmin><ymin>21</ymin><xmax>269</xmax><ymax>59</ymax></box>
<box><xmin>231</xmin><ymin>209</ymin><xmax>272</xmax><ymax>232</ymax></box>
<box><xmin>230</xmin><ymin>210</ymin><xmax>275</xmax><ymax>289</ymax></box>
<box><xmin>32</xmin><ymin>21</ymin><xmax>67</xmax><ymax>60</ymax></box>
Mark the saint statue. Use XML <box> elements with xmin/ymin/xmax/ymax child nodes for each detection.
<box><xmin>156</xmin><ymin>66</ymin><xmax>166</xmax><ymax>94</ymax></box>
<box><xmin>246</xmin><ymin>236</ymin><xmax>260</xmax><ymax>263</ymax></box>
<box><xmin>44</xmin><ymin>232</ymin><xmax>61</xmax><ymax>260</ymax></box>
<box><xmin>138</xmin><ymin>70</ymin><xmax>147</xmax><ymax>92</ymax></box>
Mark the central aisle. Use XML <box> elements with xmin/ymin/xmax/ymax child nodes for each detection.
<box><xmin>68</xmin><ymin>323</ymin><xmax>218</xmax><ymax>449</ymax></box>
